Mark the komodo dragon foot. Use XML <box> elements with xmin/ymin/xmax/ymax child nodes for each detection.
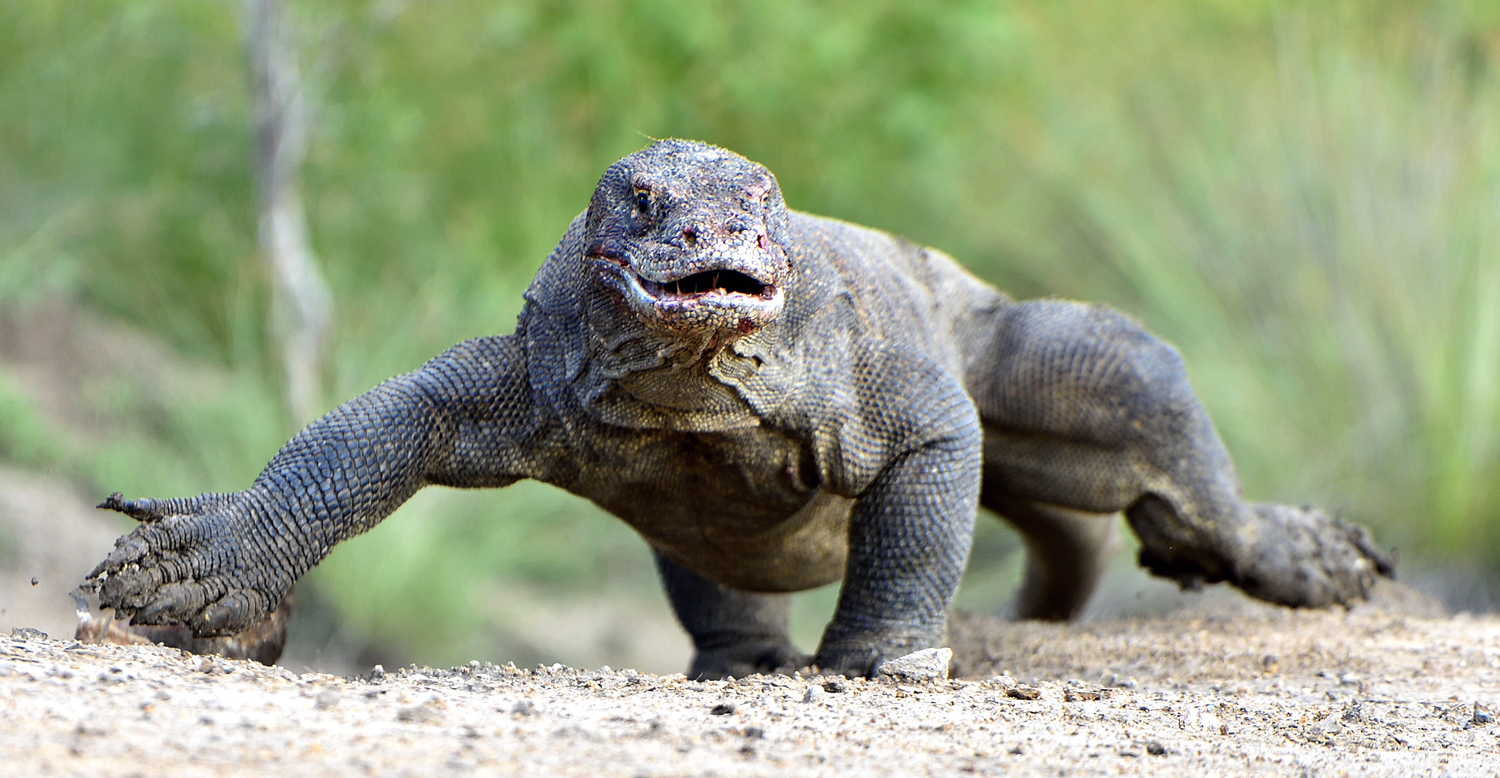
<box><xmin>1233</xmin><ymin>503</ymin><xmax>1395</xmax><ymax>608</ymax></box>
<box><xmin>86</xmin><ymin>492</ymin><xmax>291</xmax><ymax>639</ymax></box>
<box><xmin>689</xmin><ymin>641</ymin><xmax>809</xmax><ymax>681</ymax></box>
<box><xmin>1139</xmin><ymin>503</ymin><xmax>1395</xmax><ymax>609</ymax></box>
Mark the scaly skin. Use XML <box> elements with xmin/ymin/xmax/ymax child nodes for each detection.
<box><xmin>84</xmin><ymin>140</ymin><xmax>1394</xmax><ymax>678</ymax></box>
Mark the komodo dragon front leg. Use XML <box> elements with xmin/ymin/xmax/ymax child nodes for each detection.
<box><xmin>656</xmin><ymin>358</ymin><xmax>985</xmax><ymax>680</ymax></box>
<box><xmin>968</xmin><ymin>299</ymin><xmax>1393</xmax><ymax>619</ymax></box>
<box><xmin>84</xmin><ymin>336</ymin><xmax>542</xmax><ymax>637</ymax></box>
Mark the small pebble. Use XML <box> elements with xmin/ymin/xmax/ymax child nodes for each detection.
<box><xmin>878</xmin><ymin>648</ymin><xmax>951</xmax><ymax>682</ymax></box>
<box><xmin>803</xmin><ymin>686</ymin><xmax>826</xmax><ymax>703</ymax></box>
<box><xmin>1006</xmin><ymin>686</ymin><xmax>1041</xmax><ymax>700</ymax></box>
<box><xmin>1311</xmin><ymin>713</ymin><xmax>1343</xmax><ymax>737</ymax></box>
<box><xmin>711</xmin><ymin>702</ymin><xmax>736</xmax><ymax>716</ymax></box>
<box><xmin>1474</xmin><ymin>702</ymin><xmax>1493</xmax><ymax>726</ymax></box>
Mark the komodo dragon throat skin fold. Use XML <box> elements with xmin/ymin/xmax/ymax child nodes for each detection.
<box><xmin>83</xmin><ymin>140</ymin><xmax>1394</xmax><ymax>678</ymax></box>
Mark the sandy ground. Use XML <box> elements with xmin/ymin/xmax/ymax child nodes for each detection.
<box><xmin>2</xmin><ymin>601</ymin><xmax>1497</xmax><ymax>778</ymax></box>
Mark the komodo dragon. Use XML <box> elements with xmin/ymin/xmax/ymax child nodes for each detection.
<box><xmin>82</xmin><ymin>140</ymin><xmax>1393</xmax><ymax>678</ymax></box>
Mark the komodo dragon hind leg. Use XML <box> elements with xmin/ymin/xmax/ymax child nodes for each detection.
<box><xmin>982</xmin><ymin>495</ymin><xmax>1117</xmax><ymax>621</ymax></box>
<box><xmin>653</xmin><ymin>551</ymin><xmax>808</xmax><ymax>680</ymax></box>
<box><xmin>965</xmin><ymin>298</ymin><xmax>1393</xmax><ymax>614</ymax></box>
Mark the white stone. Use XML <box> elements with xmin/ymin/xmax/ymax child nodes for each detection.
<box><xmin>877</xmin><ymin>647</ymin><xmax>952</xmax><ymax>681</ymax></box>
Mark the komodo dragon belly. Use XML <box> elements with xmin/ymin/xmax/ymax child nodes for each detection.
<box><xmin>554</xmin><ymin>425</ymin><xmax>853</xmax><ymax>593</ymax></box>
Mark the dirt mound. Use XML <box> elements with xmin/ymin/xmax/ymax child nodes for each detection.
<box><xmin>948</xmin><ymin>580</ymin><xmax>1448</xmax><ymax>684</ymax></box>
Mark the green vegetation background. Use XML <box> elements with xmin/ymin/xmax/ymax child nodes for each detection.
<box><xmin>3</xmin><ymin>0</ymin><xmax>1498</xmax><ymax>667</ymax></box>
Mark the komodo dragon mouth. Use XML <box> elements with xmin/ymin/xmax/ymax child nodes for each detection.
<box><xmin>594</xmin><ymin>252</ymin><xmax>786</xmax><ymax>334</ymax></box>
<box><xmin>642</xmin><ymin>269</ymin><xmax>775</xmax><ymax>300</ymax></box>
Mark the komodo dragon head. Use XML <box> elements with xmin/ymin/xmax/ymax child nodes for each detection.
<box><xmin>582</xmin><ymin>139</ymin><xmax>793</xmax><ymax>338</ymax></box>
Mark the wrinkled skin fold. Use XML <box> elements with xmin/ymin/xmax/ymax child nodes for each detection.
<box><xmin>84</xmin><ymin>140</ymin><xmax>1395</xmax><ymax>678</ymax></box>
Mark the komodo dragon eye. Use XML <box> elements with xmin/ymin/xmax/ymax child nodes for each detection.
<box><xmin>634</xmin><ymin>188</ymin><xmax>652</xmax><ymax>214</ymax></box>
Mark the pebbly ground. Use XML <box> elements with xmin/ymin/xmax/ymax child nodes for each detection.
<box><xmin>2</xmin><ymin>595</ymin><xmax>1496</xmax><ymax>778</ymax></box>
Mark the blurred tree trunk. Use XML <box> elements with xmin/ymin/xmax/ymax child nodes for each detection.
<box><xmin>247</xmin><ymin>0</ymin><xmax>332</xmax><ymax>426</ymax></box>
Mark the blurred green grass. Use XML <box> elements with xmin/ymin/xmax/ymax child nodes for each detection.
<box><xmin>2</xmin><ymin>0</ymin><xmax>1497</xmax><ymax>666</ymax></box>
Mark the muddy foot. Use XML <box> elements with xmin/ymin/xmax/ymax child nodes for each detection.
<box><xmin>1232</xmin><ymin>504</ymin><xmax>1395</xmax><ymax>609</ymax></box>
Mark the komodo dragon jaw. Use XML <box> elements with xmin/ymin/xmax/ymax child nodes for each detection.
<box><xmin>589</xmin><ymin>248</ymin><xmax>785</xmax><ymax>336</ymax></box>
<box><xmin>583</xmin><ymin>139</ymin><xmax>791</xmax><ymax>336</ymax></box>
